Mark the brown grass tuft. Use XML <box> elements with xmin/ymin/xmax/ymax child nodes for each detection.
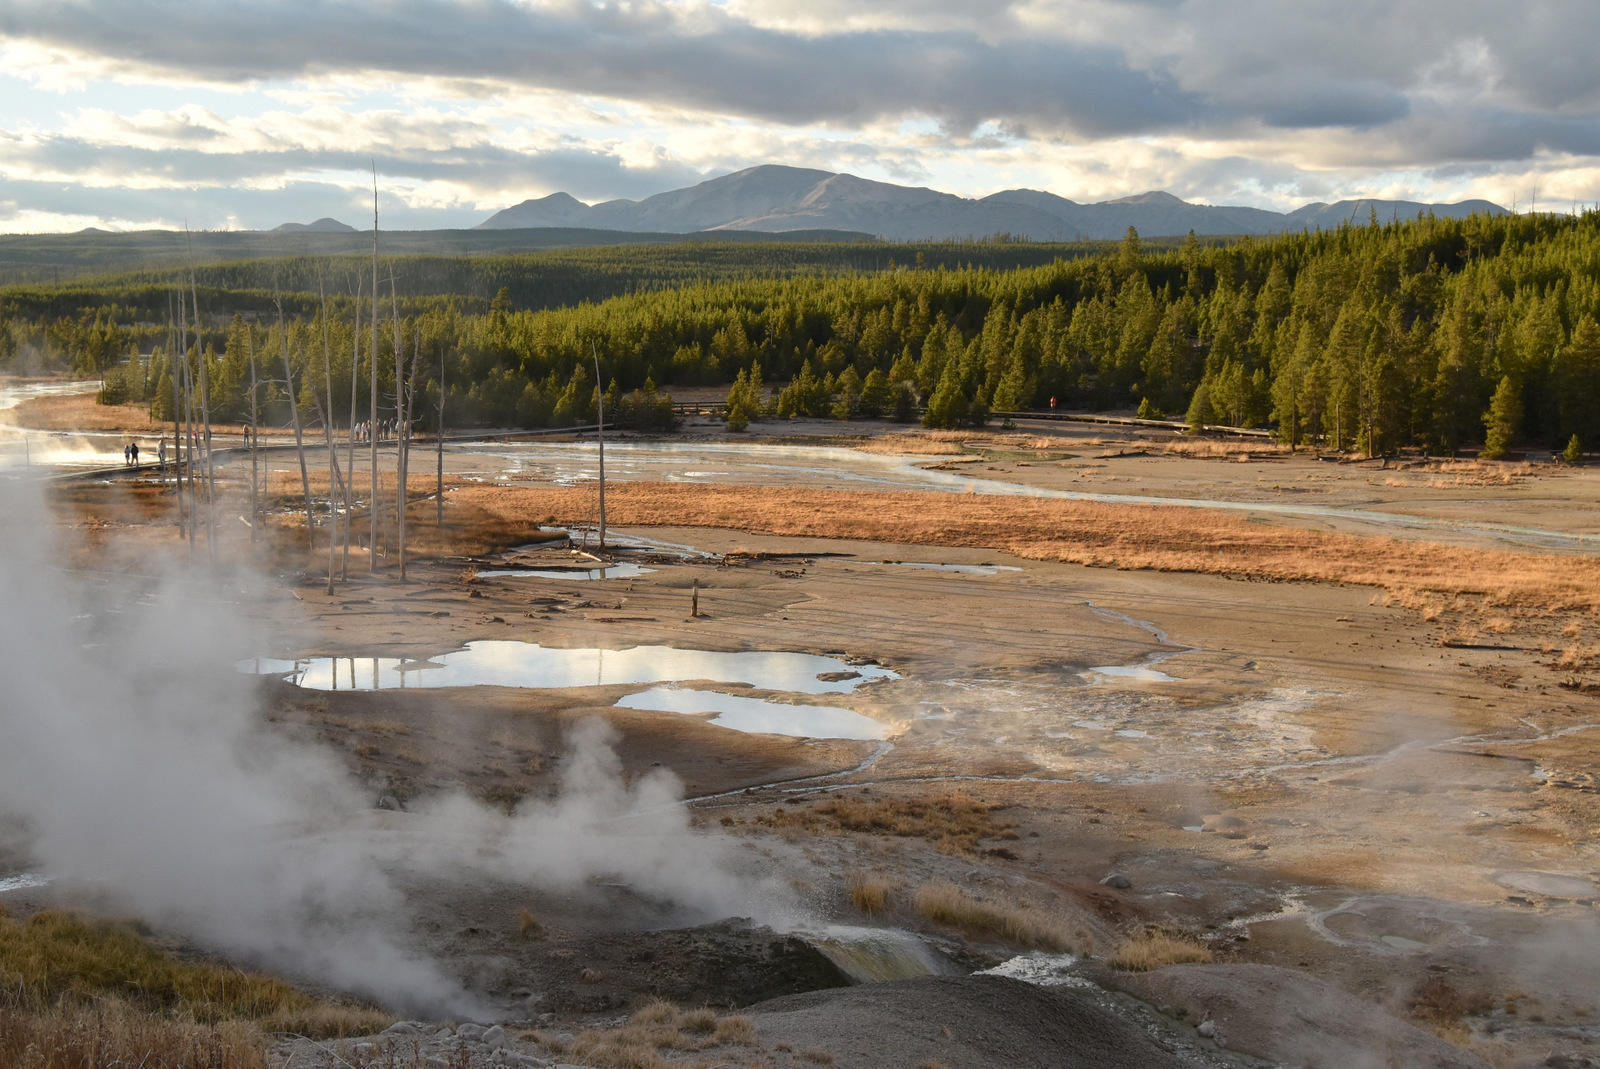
<box><xmin>754</xmin><ymin>792</ymin><xmax>1015</xmax><ymax>855</ymax></box>
<box><xmin>0</xmin><ymin>1001</ymin><xmax>265</xmax><ymax>1069</ymax></box>
<box><xmin>0</xmin><ymin>910</ymin><xmax>389</xmax><ymax>1037</ymax></box>
<box><xmin>849</xmin><ymin>873</ymin><xmax>893</xmax><ymax>915</ymax></box>
<box><xmin>1106</xmin><ymin>929</ymin><xmax>1213</xmax><ymax>971</ymax></box>
<box><xmin>913</xmin><ymin>882</ymin><xmax>1075</xmax><ymax>951</ymax></box>
<box><xmin>564</xmin><ymin>1003</ymin><xmax>762</xmax><ymax>1067</ymax></box>
<box><xmin>714</xmin><ymin>1014</ymin><xmax>758</xmax><ymax>1046</ymax></box>
<box><xmin>518</xmin><ymin>908</ymin><xmax>545</xmax><ymax>939</ymax></box>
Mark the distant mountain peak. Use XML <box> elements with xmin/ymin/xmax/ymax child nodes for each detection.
<box><xmin>272</xmin><ymin>217</ymin><xmax>356</xmax><ymax>233</ymax></box>
<box><xmin>475</xmin><ymin>168</ymin><xmax>1507</xmax><ymax>241</ymax></box>
<box><xmin>1102</xmin><ymin>190</ymin><xmax>1188</xmax><ymax>207</ymax></box>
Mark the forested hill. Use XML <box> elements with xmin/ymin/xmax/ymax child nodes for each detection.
<box><xmin>5</xmin><ymin>211</ymin><xmax>1599</xmax><ymax>456</ymax></box>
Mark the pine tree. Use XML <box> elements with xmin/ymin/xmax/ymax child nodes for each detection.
<box><xmin>858</xmin><ymin>367</ymin><xmax>891</xmax><ymax>417</ymax></box>
<box><xmin>1481</xmin><ymin>375</ymin><xmax>1521</xmax><ymax>459</ymax></box>
<box><xmin>1185</xmin><ymin>382</ymin><xmax>1214</xmax><ymax>434</ymax></box>
<box><xmin>1563</xmin><ymin>433</ymin><xmax>1583</xmax><ymax>464</ymax></box>
<box><xmin>922</xmin><ymin>358</ymin><xmax>969</xmax><ymax>429</ymax></box>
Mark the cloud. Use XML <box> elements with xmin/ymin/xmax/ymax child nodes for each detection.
<box><xmin>6</xmin><ymin>0</ymin><xmax>1600</xmax><ymax>230</ymax></box>
<box><xmin>0</xmin><ymin>0</ymin><xmax>1202</xmax><ymax>138</ymax></box>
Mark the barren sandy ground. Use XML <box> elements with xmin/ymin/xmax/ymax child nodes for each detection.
<box><xmin>8</xmin><ymin>416</ymin><xmax>1600</xmax><ymax>1068</ymax></box>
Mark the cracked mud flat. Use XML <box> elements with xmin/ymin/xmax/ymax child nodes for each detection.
<box><xmin>13</xmin><ymin>425</ymin><xmax>1600</xmax><ymax>1069</ymax></box>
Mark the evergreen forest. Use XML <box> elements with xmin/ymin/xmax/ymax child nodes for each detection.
<box><xmin>4</xmin><ymin>210</ymin><xmax>1600</xmax><ymax>455</ymax></box>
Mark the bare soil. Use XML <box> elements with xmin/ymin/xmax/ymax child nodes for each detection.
<box><xmin>11</xmin><ymin>425</ymin><xmax>1600</xmax><ymax>1069</ymax></box>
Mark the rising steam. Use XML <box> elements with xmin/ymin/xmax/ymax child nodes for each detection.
<box><xmin>0</xmin><ymin>477</ymin><xmax>776</xmax><ymax>1014</ymax></box>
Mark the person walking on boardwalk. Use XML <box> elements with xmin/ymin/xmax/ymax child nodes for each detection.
<box><xmin>129</xmin><ymin>441</ymin><xmax>139</xmax><ymax>465</ymax></box>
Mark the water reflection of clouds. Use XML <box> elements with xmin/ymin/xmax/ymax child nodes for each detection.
<box><xmin>248</xmin><ymin>641</ymin><xmax>897</xmax><ymax>695</ymax></box>
<box><xmin>616</xmin><ymin>686</ymin><xmax>888</xmax><ymax>740</ymax></box>
<box><xmin>244</xmin><ymin>641</ymin><xmax>898</xmax><ymax>740</ymax></box>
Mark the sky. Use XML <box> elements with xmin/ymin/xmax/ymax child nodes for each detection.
<box><xmin>2</xmin><ymin>0</ymin><xmax>1598</xmax><ymax>233</ymax></box>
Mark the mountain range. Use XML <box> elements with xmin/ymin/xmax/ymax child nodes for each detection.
<box><xmin>473</xmin><ymin>165</ymin><xmax>1506</xmax><ymax>241</ymax></box>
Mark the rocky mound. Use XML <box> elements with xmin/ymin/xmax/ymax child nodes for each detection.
<box><xmin>1110</xmin><ymin>963</ymin><xmax>1492</xmax><ymax>1069</ymax></box>
<box><xmin>742</xmin><ymin>974</ymin><xmax>1234</xmax><ymax>1069</ymax></box>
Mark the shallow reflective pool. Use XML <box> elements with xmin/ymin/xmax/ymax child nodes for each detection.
<box><xmin>246</xmin><ymin>641</ymin><xmax>897</xmax><ymax>694</ymax></box>
<box><xmin>245</xmin><ymin>641</ymin><xmax>898</xmax><ymax>740</ymax></box>
<box><xmin>476</xmin><ymin>563</ymin><xmax>655</xmax><ymax>581</ymax></box>
<box><xmin>616</xmin><ymin>686</ymin><xmax>889</xmax><ymax>740</ymax></box>
<box><xmin>864</xmin><ymin>561</ymin><xmax>1022</xmax><ymax>575</ymax></box>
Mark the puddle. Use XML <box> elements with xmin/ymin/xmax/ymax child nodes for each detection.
<box><xmin>0</xmin><ymin>873</ymin><xmax>52</xmax><ymax>893</ymax></box>
<box><xmin>615</xmin><ymin>686</ymin><xmax>888</xmax><ymax>740</ymax></box>
<box><xmin>863</xmin><ymin>561</ymin><xmax>1022</xmax><ymax>576</ymax></box>
<box><xmin>800</xmin><ymin>926</ymin><xmax>956</xmax><ymax>983</ymax></box>
<box><xmin>247</xmin><ymin>642</ymin><xmax>899</xmax><ymax>694</ymax></box>
<box><xmin>1493</xmin><ymin>871</ymin><xmax>1599</xmax><ymax>898</ymax></box>
<box><xmin>1084</xmin><ymin>665</ymin><xmax>1180</xmax><ymax>682</ymax></box>
<box><xmin>477</xmin><ymin>563</ymin><xmax>655</xmax><ymax>581</ymax></box>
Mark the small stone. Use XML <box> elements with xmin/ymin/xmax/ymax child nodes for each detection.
<box><xmin>482</xmin><ymin>1025</ymin><xmax>507</xmax><ymax>1049</ymax></box>
<box><xmin>1099</xmin><ymin>873</ymin><xmax>1132</xmax><ymax>889</ymax></box>
<box><xmin>457</xmin><ymin>1023</ymin><xmax>487</xmax><ymax>1041</ymax></box>
<box><xmin>383</xmin><ymin>1021</ymin><xmax>424</xmax><ymax>1036</ymax></box>
<box><xmin>1197</xmin><ymin>1019</ymin><xmax>1216</xmax><ymax>1038</ymax></box>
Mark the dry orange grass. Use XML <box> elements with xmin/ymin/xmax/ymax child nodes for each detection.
<box><xmin>1107</xmin><ymin>928</ymin><xmax>1213</xmax><ymax>971</ymax></box>
<box><xmin>1161</xmin><ymin>439</ymin><xmax>1290</xmax><ymax>457</ymax></box>
<box><xmin>7</xmin><ymin>393</ymin><xmax>175</xmax><ymax>434</ymax></box>
<box><xmin>0</xmin><ymin>1002</ymin><xmax>265</xmax><ymax>1069</ymax></box>
<box><xmin>849</xmin><ymin>874</ymin><xmax>893</xmax><ymax>915</ymax></box>
<box><xmin>454</xmin><ymin>483</ymin><xmax>1600</xmax><ymax>613</ymax></box>
<box><xmin>856</xmin><ymin>431</ymin><xmax>977</xmax><ymax>455</ymax></box>
<box><xmin>750</xmin><ymin>793</ymin><xmax>1016</xmax><ymax>855</ymax></box>
<box><xmin>547</xmin><ymin>1001</ymin><xmax>761</xmax><ymax>1069</ymax></box>
<box><xmin>912</xmin><ymin>882</ymin><xmax>1077</xmax><ymax>951</ymax></box>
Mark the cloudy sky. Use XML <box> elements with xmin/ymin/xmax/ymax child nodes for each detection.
<box><xmin>2</xmin><ymin>0</ymin><xmax>1596</xmax><ymax>232</ymax></box>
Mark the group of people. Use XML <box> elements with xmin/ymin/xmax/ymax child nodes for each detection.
<box><xmin>353</xmin><ymin>418</ymin><xmax>409</xmax><ymax>443</ymax></box>
<box><xmin>122</xmin><ymin>441</ymin><xmax>140</xmax><ymax>466</ymax></box>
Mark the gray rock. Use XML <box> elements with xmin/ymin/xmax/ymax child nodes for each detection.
<box><xmin>1100</xmin><ymin>873</ymin><xmax>1132</xmax><ymax>890</ymax></box>
<box><xmin>482</xmin><ymin>1025</ymin><xmax>507</xmax><ymax>1049</ymax></box>
<box><xmin>456</xmin><ymin>1023</ymin><xmax>487</xmax><ymax>1041</ymax></box>
<box><xmin>1197</xmin><ymin>1019</ymin><xmax>1216</xmax><ymax>1038</ymax></box>
<box><xmin>383</xmin><ymin>1021</ymin><xmax>424</xmax><ymax>1036</ymax></box>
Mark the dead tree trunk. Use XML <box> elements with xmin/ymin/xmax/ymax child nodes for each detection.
<box><xmin>275</xmin><ymin>292</ymin><xmax>314</xmax><ymax>550</ymax></box>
